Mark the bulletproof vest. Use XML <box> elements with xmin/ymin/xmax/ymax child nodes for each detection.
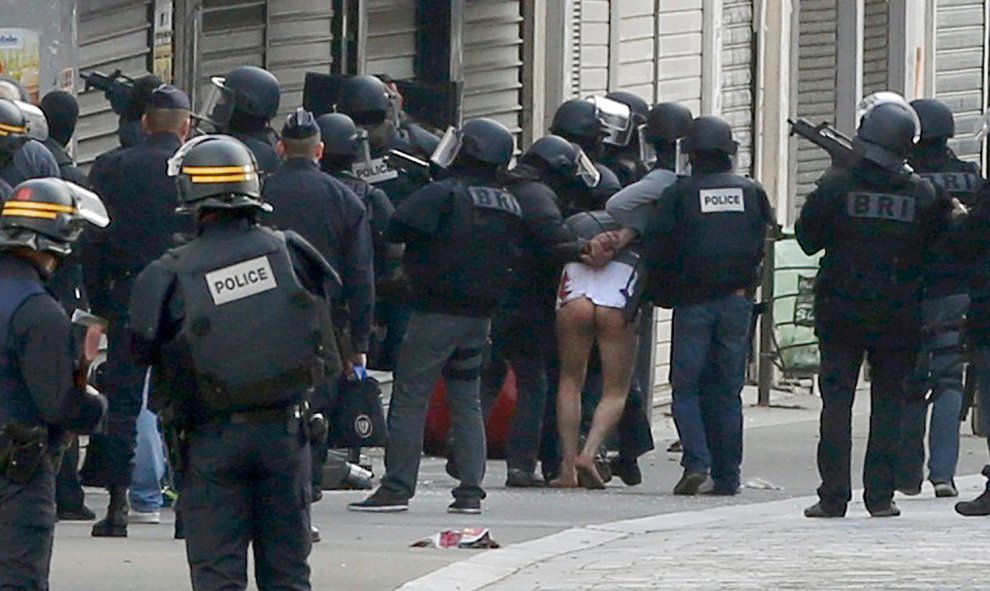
<box><xmin>915</xmin><ymin>161</ymin><xmax>983</xmax><ymax>206</ymax></box>
<box><xmin>418</xmin><ymin>180</ymin><xmax>523</xmax><ymax>305</ymax></box>
<box><xmin>824</xmin><ymin>171</ymin><xmax>936</xmax><ymax>302</ymax></box>
<box><xmin>564</xmin><ymin>210</ymin><xmax>621</xmax><ymax>240</ymax></box>
<box><xmin>674</xmin><ymin>173</ymin><xmax>766</xmax><ymax>286</ymax></box>
<box><xmin>0</xmin><ymin>278</ymin><xmax>47</xmax><ymax>426</ymax></box>
<box><xmin>161</xmin><ymin>226</ymin><xmax>325</xmax><ymax>413</ymax></box>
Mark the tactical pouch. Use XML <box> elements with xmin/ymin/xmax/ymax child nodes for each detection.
<box><xmin>0</xmin><ymin>424</ymin><xmax>48</xmax><ymax>485</ymax></box>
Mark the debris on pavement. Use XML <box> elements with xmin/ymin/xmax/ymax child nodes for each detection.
<box><xmin>411</xmin><ymin>528</ymin><xmax>500</xmax><ymax>550</ymax></box>
<box><xmin>743</xmin><ymin>477</ymin><xmax>783</xmax><ymax>491</ymax></box>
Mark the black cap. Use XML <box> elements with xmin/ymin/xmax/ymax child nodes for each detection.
<box><xmin>281</xmin><ymin>107</ymin><xmax>320</xmax><ymax>140</ymax></box>
<box><xmin>146</xmin><ymin>84</ymin><xmax>191</xmax><ymax>111</ymax></box>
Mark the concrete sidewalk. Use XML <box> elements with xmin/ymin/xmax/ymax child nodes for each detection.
<box><xmin>407</xmin><ymin>475</ymin><xmax>990</xmax><ymax>590</ymax></box>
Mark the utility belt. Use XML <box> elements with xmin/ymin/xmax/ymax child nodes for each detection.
<box><xmin>200</xmin><ymin>403</ymin><xmax>328</xmax><ymax>447</ymax></box>
<box><xmin>0</xmin><ymin>422</ymin><xmax>60</xmax><ymax>485</ymax></box>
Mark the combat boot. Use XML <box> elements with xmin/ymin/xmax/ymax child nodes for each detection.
<box><xmin>92</xmin><ymin>485</ymin><xmax>128</xmax><ymax>537</ymax></box>
<box><xmin>955</xmin><ymin>491</ymin><xmax>990</xmax><ymax>516</ymax></box>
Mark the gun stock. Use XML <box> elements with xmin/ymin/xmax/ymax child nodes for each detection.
<box><xmin>788</xmin><ymin>118</ymin><xmax>861</xmax><ymax>170</ymax></box>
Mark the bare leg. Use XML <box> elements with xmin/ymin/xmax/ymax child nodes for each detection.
<box><xmin>553</xmin><ymin>298</ymin><xmax>597</xmax><ymax>487</ymax></box>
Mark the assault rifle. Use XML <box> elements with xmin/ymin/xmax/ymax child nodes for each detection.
<box><xmin>80</xmin><ymin>69</ymin><xmax>135</xmax><ymax>116</ymax></box>
<box><xmin>787</xmin><ymin>118</ymin><xmax>861</xmax><ymax>169</ymax></box>
<box><xmin>385</xmin><ymin>148</ymin><xmax>433</xmax><ymax>181</ymax></box>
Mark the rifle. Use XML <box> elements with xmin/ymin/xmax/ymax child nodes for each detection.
<box><xmin>80</xmin><ymin>69</ymin><xmax>135</xmax><ymax>116</ymax></box>
<box><xmin>385</xmin><ymin>149</ymin><xmax>432</xmax><ymax>181</ymax></box>
<box><xmin>787</xmin><ymin>118</ymin><xmax>861</xmax><ymax>170</ymax></box>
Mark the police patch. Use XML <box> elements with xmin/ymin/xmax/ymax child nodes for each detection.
<box><xmin>467</xmin><ymin>187</ymin><xmax>523</xmax><ymax>217</ymax></box>
<box><xmin>919</xmin><ymin>172</ymin><xmax>982</xmax><ymax>194</ymax></box>
<box><xmin>351</xmin><ymin>157</ymin><xmax>399</xmax><ymax>184</ymax></box>
<box><xmin>699</xmin><ymin>188</ymin><xmax>745</xmax><ymax>213</ymax></box>
<box><xmin>354</xmin><ymin>415</ymin><xmax>373</xmax><ymax>438</ymax></box>
<box><xmin>205</xmin><ymin>255</ymin><xmax>278</xmax><ymax>305</ymax></box>
<box><xmin>846</xmin><ymin>192</ymin><xmax>916</xmax><ymax>222</ymax></box>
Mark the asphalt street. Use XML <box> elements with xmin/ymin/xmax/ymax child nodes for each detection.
<box><xmin>49</xmin><ymin>388</ymin><xmax>990</xmax><ymax>590</ymax></box>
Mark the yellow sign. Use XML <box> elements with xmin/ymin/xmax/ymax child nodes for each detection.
<box><xmin>0</xmin><ymin>28</ymin><xmax>41</xmax><ymax>102</ymax></box>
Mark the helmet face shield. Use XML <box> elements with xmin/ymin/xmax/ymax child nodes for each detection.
<box><xmin>68</xmin><ymin>183</ymin><xmax>110</xmax><ymax>229</ymax></box>
<box><xmin>16</xmin><ymin>101</ymin><xmax>48</xmax><ymax>141</ymax></box>
<box><xmin>975</xmin><ymin>108</ymin><xmax>990</xmax><ymax>141</ymax></box>
<box><xmin>430</xmin><ymin>126</ymin><xmax>463</xmax><ymax>169</ymax></box>
<box><xmin>354</xmin><ymin>127</ymin><xmax>372</xmax><ymax>165</ymax></box>
<box><xmin>588</xmin><ymin>96</ymin><xmax>634</xmax><ymax>147</ymax></box>
<box><xmin>675</xmin><ymin>139</ymin><xmax>691</xmax><ymax>175</ymax></box>
<box><xmin>858</xmin><ymin>92</ymin><xmax>921</xmax><ymax>143</ymax></box>
<box><xmin>574</xmin><ymin>146</ymin><xmax>601</xmax><ymax>188</ymax></box>
<box><xmin>199</xmin><ymin>77</ymin><xmax>236</xmax><ymax>130</ymax></box>
<box><xmin>637</xmin><ymin>125</ymin><xmax>657</xmax><ymax>167</ymax></box>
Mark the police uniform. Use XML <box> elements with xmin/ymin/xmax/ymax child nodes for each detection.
<box><xmin>231</xmin><ymin>129</ymin><xmax>281</xmax><ymax>175</ymax></box>
<box><xmin>644</xmin><ymin>117</ymin><xmax>772</xmax><ymax>496</ymax></box>
<box><xmin>350</xmin><ymin>118</ymin><xmax>522</xmax><ymax>513</ymax></box>
<box><xmin>128</xmin><ymin>134</ymin><xmax>337</xmax><ymax>590</ymax></box>
<box><xmin>0</xmin><ymin>178</ymin><xmax>109</xmax><ymax>590</ymax></box>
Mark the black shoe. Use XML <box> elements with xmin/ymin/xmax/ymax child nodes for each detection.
<box><xmin>312</xmin><ymin>487</ymin><xmax>324</xmax><ymax>503</ymax></box>
<box><xmin>310</xmin><ymin>525</ymin><xmax>321</xmax><ymax>543</ymax></box>
<box><xmin>933</xmin><ymin>480</ymin><xmax>959</xmax><ymax>498</ymax></box>
<box><xmin>91</xmin><ymin>512</ymin><xmax>128</xmax><ymax>537</ymax></box>
<box><xmin>447</xmin><ymin>498</ymin><xmax>482</xmax><ymax>514</ymax></box>
<box><xmin>868</xmin><ymin>502</ymin><xmax>901</xmax><ymax>518</ymax></box>
<box><xmin>804</xmin><ymin>502</ymin><xmax>846</xmax><ymax>518</ymax></box>
<box><xmin>348</xmin><ymin>489</ymin><xmax>409</xmax><ymax>513</ymax></box>
<box><xmin>955</xmin><ymin>490</ymin><xmax>990</xmax><ymax>516</ymax></box>
<box><xmin>505</xmin><ymin>469</ymin><xmax>544</xmax><ymax>488</ymax></box>
<box><xmin>610</xmin><ymin>457</ymin><xmax>642</xmax><ymax>487</ymax></box>
<box><xmin>57</xmin><ymin>505</ymin><xmax>96</xmax><ymax>521</ymax></box>
<box><xmin>673</xmin><ymin>471</ymin><xmax>708</xmax><ymax>495</ymax></box>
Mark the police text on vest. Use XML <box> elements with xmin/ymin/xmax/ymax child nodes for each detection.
<box><xmin>699</xmin><ymin>188</ymin><xmax>745</xmax><ymax>213</ymax></box>
<box><xmin>846</xmin><ymin>192</ymin><xmax>916</xmax><ymax>223</ymax></box>
<box><xmin>351</xmin><ymin>157</ymin><xmax>399</xmax><ymax>184</ymax></box>
<box><xmin>205</xmin><ymin>256</ymin><xmax>278</xmax><ymax>305</ymax></box>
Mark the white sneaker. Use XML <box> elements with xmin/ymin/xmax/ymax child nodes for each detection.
<box><xmin>128</xmin><ymin>510</ymin><xmax>161</xmax><ymax>524</ymax></box>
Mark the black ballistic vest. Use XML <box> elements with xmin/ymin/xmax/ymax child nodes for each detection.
<box><xmin>162</xmin><ymin>226</ymin><xmax>325</xmax><ymax>412</ymax></box>
<box><xmin>916</xmin><ymin>161</ymin><xmax>982</xmax><ymax>206</ymax></box>
<box><xmin>674</xmin><ymin>173</ymin><xmax>766</xmax><ymax>286</ymax></box>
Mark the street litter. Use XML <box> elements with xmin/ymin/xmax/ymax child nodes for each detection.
<box><xmin>411</xmin><ymin>528</ymin><xmax>500</xmax><ymax>549</ymax></box>
<box><xmin>743</xmin><ymin>477</ymin><xmax>783</xmax><ymax>490</ymax></box>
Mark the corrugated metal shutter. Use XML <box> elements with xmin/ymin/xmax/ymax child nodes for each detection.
<box><xmin>617</xmin><ymin>0</ymin><xmax>656</xmax><ymax>100</ymax></box>
<box><xmin>267</xmin><ymin>0</ymin><xmax>333</xmax><ymax>118</ymax></box>
<box><xmin>462</xmin><ymin>0</ymin><xmax>524</xmax><ymax>136</ymax></box>
<box><xmin>365</xmin><ymin>0</ymin><xmax>417</xmax><ymax>80</ymax></box>
<box><xmin>862</xmin><ymin>0</ymin><xmax>889</xmax><ymax>96</ymax></box>
<box><xmin>935</xmin><ymin>0</ymin><xmax>987</xmax><ymax>162</ymax></box>
<box><xmin>794</xmin><ymin>0</ymin><xmax>838</xmax><ymax>215</ymax></box>
<box><xmin>721</xmin><ymin>0</ymin><xmax>755</xmax><ymax>176</ymax></box>
<box><xmin>198</xmin><ymin>0</ymin><xmax>266</xmax><ymax>96</ymax></box>
<box><xmin>571</xmin><ymin>0</ymin><xmax>610</xmax><ymax>97</ymax></box>
<box><xmin>657</xmin><ymin>0</ymin><xmax>704</xmax><ymax>114</ymax></box>
<box><xmin>76</xmin><ymin>0</ymin><xmax>154</xmax><ymax>165</ymax></box>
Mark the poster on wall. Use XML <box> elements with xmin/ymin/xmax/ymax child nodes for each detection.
<box><xmin>0</xmin><ymin>28</ymin><xmax>41</xmax><ymax>102</ymax></box>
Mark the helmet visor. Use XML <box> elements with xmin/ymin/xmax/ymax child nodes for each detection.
<box><xmin>637</xmin><ymin>125</ymin><xmax>657</xmax><ymax>168</ymax></box>
<box><xmin>675</xmin><ymin>139</ymin><xmax>691</xmax><ymax>175</ymax></box>
<box><xmin>589</xmin><ymin>96</ymin><xmax>634</xmax><ymax>147</ymax></box>
<box><xmin>354</xmin><ymin>127</ymin><xmax>372</xmax><ymax>166</ymax></box>
<box><xmin>430</xmin><ymin>126</ymin><xmax>463</xmax><ymax>169</ymax></box>
<box><xmin>16</xmin><ymin>101</ymin><xmax>48</xmax><ymax>141</ymax></box>
<box><xmin>975</xmin><ymin>108</ymin><xmax>990</xmax><ymax>141</ymax></box>
<box><xmin>574</xmin><ymin>147</ymin><xmax>601</xmax><ymax>188</ymax></box>
<box><xmin>199</xmin><ymin>77</ymin><xmax>236</xmax><ymax>130</ymax></box>
<box><xmin>858</xmin><ymin>92</ymin><xmax>921</xmax><ymax>143</ymax></box>
<box><xmin>66</xmin><ymin>181</ymin><xmax>110</xmax><ymax>228</ymax></box>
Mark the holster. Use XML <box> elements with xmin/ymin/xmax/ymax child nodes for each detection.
<box><xmin>0</xmin><ymin>423</ymin><xmax>50</xmax><ymax>485</ymax></box>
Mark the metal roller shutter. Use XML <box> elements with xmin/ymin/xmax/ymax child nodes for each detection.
<box><xmin>462</xmin><ymin>0</ymin><xmax>524</xmax><ymax>135</ymax></box>
<box><xmin>794</xmin><ymin>0</ymin><xmax>838</xmax><ymax>216</ymax></box>
<box><xmin>198</xmin><ymin>0</ymin><xmax>266</xmax><ymax>95</ymax></box>
<box><xmin>365</xmin><ymin>0</ymin><xmax>417</xmax><ymax>79</ymax></box>
<box><xmin>570</xmin><ymin>0</ymin><xmax>610</xmax><ymax>97</ymax></box>
<box><xmin>862</xmin><ymin>0</ymin><xmax>889</xmax><ymax>97</ymax></box>
<box><xmin>617</xmin><ymin>0</ymin><xmax>656</xmax><ymax>100</ymax></box>
<box><xmin>267</xmin><ymin>0</ymin><xmax>333</xmax><ymax>118</ymax></box>
<box><xmin>657</xmin><ymin>0</ymin><xmax>703</xmax><ymax>114</ymax></box>
<box><xmin>935</xmin><ymin>0</ymin><xmax>987</xmax><ymax>162</ymax></box>
<box><xmin>76</xmin><ymin>0</ymin><xmax>154</xmax><ymax>165</ymax></box>
<box><xmin>721</xmin><ymin>0</ymin><xmax>755</xmax><ymax>176</ymax></box>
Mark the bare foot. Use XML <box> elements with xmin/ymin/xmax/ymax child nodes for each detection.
<box><xmin>548</xmin><ymin>476</ymin><xmax>580</xmax><ymax>488</ymax></box>
<box><xmin>575</xmin><ymin>455</ymin><xmax>606</xmax><ymax>490</ymax></box>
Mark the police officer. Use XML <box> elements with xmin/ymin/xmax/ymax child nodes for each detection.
<box><xmin>599</xmin><ymin>101</ymin><xmax>695</xmax><ymax>485</ymax></box>
<box><xmin>474</xmin><ymin>136</ymin><xmax>597</xmax><ymax>487</ymax></box>
<box><xmin>128</xmin><ymin>134</ymin><xmax>337</xmax><ymax>590</ymax></box>
<box><xmin>895</xmin><ymin>98</ymin><xmax>983</xmax><ymax>499</ymax></box>
<box><xmin>549</xmin><ymin>98</ymin><xmax>623</xmax><ymax>209</ymax></box>
<box><xmin>0</xmin><ymin>98</ymin><xmax>59</xmax><ymax>197</ymax></box>
<box><xmin>797</xmin><ymin>95</ymin><xmax>950</xmax><ymax>518</ymax></box>
<box><xmin>642</xmin><ymin>115</ymin><xmax>773</xmax><ymax>497</ymax></box>
<box><xmin>349</xmin><ymin>118</ymin><xmax>523</xmax><ymax>514</ymax></box>
<box><xmin>39</xmin><ymin>91</ymin><xmax>88</xmax><ymax>187</ymax></box>
<box><xmin>88</xmin><ymin>74</ymin><xmax>164</xmax><ymax>188</ymax></box>
<box><xmin>602</xmin><ymin>90</ymin><xmax>651</xmax><ymax>187</ymax></box>
<box><xmin>0</xmin><ymin>177</ymin><xmax>109</xmax><ymax>591</ymax></box>
<box><xmin>80</xmin><ymin>85</ymin><xmax>192</xmax><ymax>537</ymax></box>
<box><xmin>202</xmin><ymin>65</ymin><xmax>282</xmax><ymax>174</ymax></box>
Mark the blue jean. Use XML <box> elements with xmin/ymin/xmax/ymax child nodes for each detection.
<box><xmin>670</xmin><ymin>294</ymin><xmax>753</xmax><ymax>491</ymax></box>
<box><xmin>129</xmin><ymin>370</ymin><xmax>165</xmax><ymax>512</ymax></box>
<box><xmin>897</xmin><ymin>293</ymin><xmax>968</xmax><ymax>486</ymax></box>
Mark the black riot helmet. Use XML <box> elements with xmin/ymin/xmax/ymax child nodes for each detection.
<box><xmin>854</xmin><ymin>93</ymin><xmax>920</xmax><ymax>170</ymax></box>
<box><xmin>0</xmin><ymin>98</ymin><xmax>48</xmax><ymax>160</ymax></box>
<box><xmin>550</xmin><ymin>99</ymin><xmax>606</xmax><ymax>149</ymax></box>
<box><xmin>168</xmin><ymin>135</ymin><xmax>268</xmax><ymax>213</ymax></box>
<box><xmin>911</xmin><ymin>98</ymin><xmax>955</xmax><ymax>142</ymax></box>
<box><xmin>682</xmin><ymin>116</ymin><xmax>738</xmax><ymax>156</ymax></box>
<box><xmin>316</xmin><ymin>113</ymin><xmax>370</xmax><ymax>168</ymax></box>
<box><xmin>336</xmin><ymin>75</ymin><xmax>392</xmax><ymax>126</ymax></box>
<box><xmin>202</xmin><ymin>66</ymin><xmax>281</xmax><ymax>129</ymax></box>
<box><xmin>606</xmin><ymin>91</ymin><xmax>650</xmax><ymax>126</ymax></box>
<box><xmin>644</xmin><ymin>102</ymin><xmax>694</xmax><ymax>144</ymax></box>
<box><xmin>431</xmin><ymin>118</ymin><xmax>515</xmax><ymax>171</ymax></box>
<box><xmin>0</xmin><ymin>178</ymin><xmax>110</xmax><ymax>257</ymax></box>
<box><xmin>521</xmin><ymin>135</ymin><xmax>600</xmax><ymax>188</ymax></box>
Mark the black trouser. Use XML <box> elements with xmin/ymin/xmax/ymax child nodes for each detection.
<box><xmin>480</xmin><ymin>310</ymin><xmax>556</xmax><ymax>474</ymax></box>
<box><xmin>55</xmin><ymin>437</ymin><xmax>84</xmax><ymax>511</ymax></box>
<box><xmin>816</xmin><ymin>341</ymin><xmax>914</xmax><ymax>511</ymax></box>
<box><xmin>183</xmin><ymin>417</ymin><xmax>312</xmax><ymax>591</ymax></box>
<box><xmin>0</xmin><ymin>456</ymin><xmax>56</xmax><ymax>591</ymax></box>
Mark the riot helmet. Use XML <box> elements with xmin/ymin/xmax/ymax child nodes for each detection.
<box><xmin>168</xmin><ymin>135</ymin><xmax>268</xmax><ymax>213</ymax></box>
<box><xmin>911</xmin><ymin>98</ymin><xmax>955</xmax><ymax>141</ymax></box>
<box><xmin>682</xmin><ymin>116</ymin><xmax>738</xmax><ymax>156</ymax></box>
<box><xmin>853</xmin><ymin>93</ymin><xmax>920</xmax><ymax>171</ymax></box>
<box><xmin>316</xmin><ymin>113</ymin><xmax>370</xmax><ymax>168</ymax></box>
<box><xmin>336</xmin><ymin>75</ymin><xmax>392</xmax><ymax>126</ymax></box>
<box><xmin>200</xmin><ymin>66</ymin><xmax>281</xmax><ymax>130</ymax></box>
<box><xmin>606</xmin><ymin>91</ymin><xmax>650</xmax><ymax>126</ymax></box>
<box><xmin>642</xmin><ymin>102</ymin><xmax>694</xmax><ymax>170</ymax></box>
<box><xmin>0</xmin><ymin>76</ymin><xmax>27</xmax><ymax>101</ymax></box>
<box><xmin>521</xmin><ymin>135</ymin><xmax>600</xmax><ymax>188</ymax></box>
<box><xmin>0</xmin><ymin>98</ymin><xmax>47</xmax><ymax>160</ymax></box>
<box><xmin>431</xmin><ymin>118</ymin><xmax>515</xmax><ymax>171</ymax></box>
<box><xmin>550</xmin><ymin>99</ymin><xmax>607</xmax><ymax>151</ymax></box>
<box><xmin>0</xmin><ymin>178</ymin><xmax>110</xmax><ymax>257</ymax></box>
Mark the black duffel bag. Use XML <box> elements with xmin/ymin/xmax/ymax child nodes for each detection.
<box><xmin>328</xmin><ymin>375</ymin><xmax>388</xmax><ymax>449</ymax></box>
